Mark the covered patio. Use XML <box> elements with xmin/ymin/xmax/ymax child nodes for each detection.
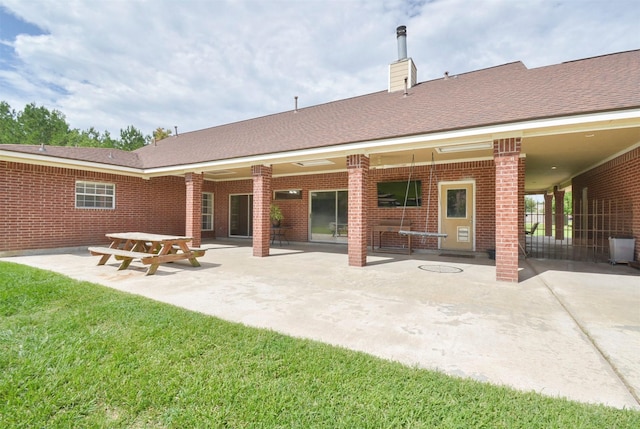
<box><xmin>4</xmin><ymin>240</ymin><xmax>639</xmax><ymax>409</ymax></box>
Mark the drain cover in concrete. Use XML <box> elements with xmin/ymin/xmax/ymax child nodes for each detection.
<box><xmin>418</xmin><ymin>264</ymin><xmax>463</xmax><ymax>273</ymax></box>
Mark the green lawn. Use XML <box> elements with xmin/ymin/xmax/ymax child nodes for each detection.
<box><xmin>1</xmin><ymin>261</ymin><xmax>638</xmax><ymax>428</ymax></box>
<box><xmin>525</xmin><ymin>222</ymin><xmax>573</xmax><ymax>237</ymax></box>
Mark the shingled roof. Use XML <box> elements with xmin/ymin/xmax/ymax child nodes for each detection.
<box><xmin>0</xmin><ymin>144</ymin><xmax>143</xmax><ymax>168</ymax></box>
<box><xmin>2</xmin><ymin>49</ymin><xmax>639</xmax><ymax>170</ymax></box>
<box><xmin>135</xmin><ymin>49</ymin><xmax>640</xmax><ymax>168</ymax></box>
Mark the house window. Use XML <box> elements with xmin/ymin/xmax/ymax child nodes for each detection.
<box><xmin>274</xmin><ymin>189</ymin><xmax>302</xmax><ymax>200</ymax></box>
<box><xmin>202</xmin><ymin>192</ymin><xmax>214</xmax><ymax>231</ymax></box>
<box><xmin>75</xmin><ymin>181</ymin><xmax>115</xmax><ymax>209</ymax></box>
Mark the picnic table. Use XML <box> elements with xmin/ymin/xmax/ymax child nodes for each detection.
<box><xmin>88</xmin><ymin>232</ymin><xmax>205</xmax><ymax>275</ymax></box>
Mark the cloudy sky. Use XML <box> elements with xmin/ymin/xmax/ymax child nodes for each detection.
<box><xmin>1</xmin><ymin>0</ymin><xmax>639</xmax><ymax>137</ymax></box>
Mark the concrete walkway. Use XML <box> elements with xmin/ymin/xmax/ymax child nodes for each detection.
<box><xmin>3</xmin><ymin>240</ymin><xmax>639</xmax><ymax>410</ymax></box>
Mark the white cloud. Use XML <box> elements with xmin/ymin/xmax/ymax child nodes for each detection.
<box><xmin>0</xmin><ymin>0</ymin><xmax>638</xmax><ymax>137</ymax></box>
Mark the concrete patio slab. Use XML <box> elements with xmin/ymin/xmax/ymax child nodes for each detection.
<box><xmin>2</xmin><ymin>240</ymin><xmax>639</xmax><ymax>410</ymax></box>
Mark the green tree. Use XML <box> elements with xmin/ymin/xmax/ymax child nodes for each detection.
<box><xmin>66</xmin><ymin>127</ymin><xmax>115</xmax><ymax>148</ymax></box>
<box><xmin>67</xmin><ymin>129</ymin><xmax>88</xmax><ymax>147</ymax></box>
<box><xmin>525</xmin><ymin>196</ymin><xmax>537</xmax><ymax>213</ymax></box>
<box><xmin>101</xmin><ymin>130</ymin><xmax>118</xmax><ymax>148</ymax></box>
<box><xmin>564</xmin><ymin>191</ymin><xmax>572</xmax><ymax>215</ymax></box>
<box><xmin>0</xmin><ymin>101</ymin><xmax>151</xmax><ymax>151</ymax></box>
<box><xmin>550</xmin><ymin>191</ymin><xmax>573</xmax><ymax>215</ymax></box>
<box><xmin>17</xmin><ymin>102</ymin><xmax>69</xmax><ymax>146</ymax></box>
<box><xmin>0</xmin><ymin>101</ymin><xmax>20</xmax><ymax>144</ymax></box>
<box><xmin>117</xmin><ymin>125</ymin><xmax>147</xmax><ymax>151</ymax></box>
<box><xmin>152</xmin><ymin>127</ymin><xmax>172</xmax><ymax>142</ymax></box>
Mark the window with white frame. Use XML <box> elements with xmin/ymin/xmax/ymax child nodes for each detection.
<box><xmin>202</xmin><ymin>192</ymin><xmax>214</xmax><ymax>231</ymax></box>
<box><xmin>75</xmin><ymin>181</ymin><xmax>115</xmax><ymax>209</ymax></box>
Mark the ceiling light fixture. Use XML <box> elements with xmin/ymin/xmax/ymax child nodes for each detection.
<box><xmin>293</xmin><ymin>159</ymin><xmax>335</xmax><ymax>167</ymax></box>
<box><xmin>435</xmin><ymin>142</ymin><xmax>493</xmax><ymax>154</ymax></box>
<box><xmin>208</xmin><ymin>170</ymin><xmax>236</xmax><ymax>176</ymax></box>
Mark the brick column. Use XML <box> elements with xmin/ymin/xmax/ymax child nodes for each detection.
<box><xmin>252</xmin><ymin>165</ymin><xmax>272</xmax><ymax>257</ymax></box>
<box><xmin>185</xmin><ymin>173</ymin><xmax>203</xmax><ymax>247</ymax></box>
<box><xmin>544</xmin><ymin>193</ymin><xmax>553</xmax><ymax>237</ymax></box>
<box><xmin>554</xmin><ymin>188</ymin><xmax>565</xmax><ymax>241</ymax></box>
<box><xmin>347</xmin><ymin>154</ymin><xmax>369</xmax><ymax>267</ymax></box>
<box><xmin>494</xmin><ymin>138</ymin><xmax>522</xmax><ymax>283</ymax></box>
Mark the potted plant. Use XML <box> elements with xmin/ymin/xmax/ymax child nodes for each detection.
<box><xmin>270</xmin><ymin>204</ymin><xmax>284</xmax><ymax>227</ymax></box>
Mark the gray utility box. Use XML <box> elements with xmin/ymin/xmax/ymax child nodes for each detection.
<box><xmin>608</xmin><ymin>237</ymin><xmax>636</xmax><ymax>264</ymax></box>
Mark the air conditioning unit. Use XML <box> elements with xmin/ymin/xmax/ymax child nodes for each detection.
<box><xmin>608</xmin><ymin>237</ymin><xmax>635</xmax><ymax>264</ymax></box>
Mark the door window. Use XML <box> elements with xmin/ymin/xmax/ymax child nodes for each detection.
<box><xmin>446</xmin><ymin>189</ymin><xmax>467</xmax><ymax>218</ymax></box>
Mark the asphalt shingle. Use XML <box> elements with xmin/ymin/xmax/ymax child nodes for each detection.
<box><xmin>2</xmin><ymin>50</ymin><xmax>638</xmax><ymax>170</ymax></box>
<box><xmin>135</xmin><ymin>50</ymin><xmax>640</xmax><ymax>169</ymax></box>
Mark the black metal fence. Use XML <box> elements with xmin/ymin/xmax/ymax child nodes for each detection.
<box><xmin>523</xmin><ymin>197</ymin><xmax>633</xmax><ymax>262</ymax></box>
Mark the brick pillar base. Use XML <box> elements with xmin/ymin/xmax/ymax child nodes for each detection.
<box><xmin>252</xmin><ymin>165</ymin><xmax>272</xmax><ymax>257</ymax></box>
<box><xmin>347</xmin><ymin>154</ymin><xmax>369</xmax><ymax>267</ymax></box>
<box><xmin>494</xmin><ymin>138</ymin><xmax>522</xmax><ymax>283</ymax></box>
<box><xmin>185</xmin><ymin>173</ymin><xmax>203</xmax><ymax>247</ymax></box>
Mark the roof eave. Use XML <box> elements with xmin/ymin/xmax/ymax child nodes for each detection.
<box><xmin>0</xmin><ymin>150</ymin><xmax>149</xmax><ymax>179</ymax></box>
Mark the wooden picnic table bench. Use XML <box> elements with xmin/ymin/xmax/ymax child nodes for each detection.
<box><xmin>89</xmin><ymin>232</ymin><xmax>206</xmax><ymax>275</ymax></box>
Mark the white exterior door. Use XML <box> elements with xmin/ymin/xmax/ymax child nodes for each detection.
<box><xmin>439</xmin><ymin>181</ymin><xmax>475</xmax><ymax>251</ymax></box>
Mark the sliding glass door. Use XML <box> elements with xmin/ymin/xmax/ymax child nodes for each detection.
<box><xmin>229</xmin><ymin>194</ymin><xmax>253</xmax><ymax>237</ymax></box>
<box><xmin>310</xmin><ymin>190</ymin><xmax>348</xmax><ymax>243</ymax></box>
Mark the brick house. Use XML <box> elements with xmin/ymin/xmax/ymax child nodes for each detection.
<box><xmin>1</xmin><ymin>29</ymin><xmax>639</xmax><ymax>282</ymax></box>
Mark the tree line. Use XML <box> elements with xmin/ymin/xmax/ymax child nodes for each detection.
<box><xmin>0</xmin><ymin>101</ymin><xmax>172</xmax><ymax>151</ymax></box>
<box><xmin>525</xmin><ymin>193</ymin><xmax>572</xmax><ymax>216</ymax></box>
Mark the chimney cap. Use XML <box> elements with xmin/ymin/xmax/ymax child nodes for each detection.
<box><xmin>396</xmin><ymin>25</ymin><xmax>408</xmax><ymax>60</ymax></box>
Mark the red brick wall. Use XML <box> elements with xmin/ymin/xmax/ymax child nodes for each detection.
<box><xmin>572</xmin><ymin>147</ymin><xmax>639</xmax><ymax>262</ymax></box>
<box><xmin>205</xmin><ymin>179</ymin><xmax>253</xmax><ymax>239</ymax></box>
<box><xmin>368</xmin><ymin>160</ymin><xmax>496</xmax><ymax>251</ymax></box>
<box><xmin>2</xmin><ymin>158</ymin><xmax>499</xmax><ymax>254</ymax></box>
<box><xmin>206</xmin><ymin>160</ymin><xmax>496</xmax><ymax>251</ymax></box>
<box><xmin>272</xmin><ymin>172</ymin><xmax>348</xmax><ymax>242</ymax></box>
<box><xmin>0</xmin><ymin>161</ymin><xmax>185</xmax><ymax>252</ymax></box>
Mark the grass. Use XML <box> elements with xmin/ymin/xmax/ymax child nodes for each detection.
<box><xmin>525</xmin><ymin>222</ymin><xmax>573</xmax><ymax>238</ymax></box>
<box><xmin>1</xmin><ymin>261</ymin><xmax>639</xmax><ymax>428</ymax></box>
